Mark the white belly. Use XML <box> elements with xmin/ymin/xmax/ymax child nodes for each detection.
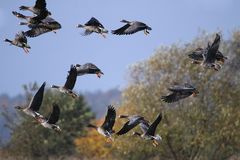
<box><xmin>41</xmin><ymin>121</ymin><xmax>52</xmax><ymax>129</ymax></box>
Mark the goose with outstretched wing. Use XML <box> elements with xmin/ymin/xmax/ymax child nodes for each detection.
<box><xmin>112</xmin><ymin>20</ymin><xmax>152</xmax><ymax>35</ymax></box>
<box><xmin>51</xmin><ymin>65</ymin><xmax>78</xmax><ymax>98</ymax></box>
<box><xmin>88</xmin><ymin>105</ymin><xmax>116</xmax><ymax>141</ymax></box>
<box><xmin>75</xmin><ymin>63</ymin><xmax>104</xmax><ymax>78</ymax></box>
<box><xmin>132</xmin><ymin>113</ymin><xmax>163</xmax><ymax>147</ymax></box>
<box><xmin>116</xmin><ymin>115</ymin><xmax>146</xmax><ymax>135</ymax></box>
<box><xmin>35</xmin><ymin>103</ymin><xmax>61</xmax><ymax>132</ymax></box>
<box><xmin>161</xmin><ymin>83</ymin><xmax>198</xmax><ymax>103</ymax></box>
<box><xmin>19</xmin><ymin>0</ymin><xmax>51</xmax><ymax>16</ymax></box>
<box><xmin>4</xmin><ymin>31</ymin><xmax>31</xmax><ymax>54</ymax></box>
<box><xmin>77</xmin><ymin>17</ymin><xmax>108</xmax><ymax>38</ymax></box>
<box><xmin>15</xmin><ymin>82</ymin><xmax>46</xmax><ymax>118</ymax></box>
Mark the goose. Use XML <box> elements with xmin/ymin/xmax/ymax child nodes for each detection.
<box><xmin>24</xmin><ymin>17</ymin><xmax>61</xmax><ymax>37</ymax></box>
<box><xmin>87</xmin><ymin>105</ymin><xmax>116</xmax><ymax>141</ymax></box>
<box><xmin>51</xmin><ymin>65</ymin><xmax>78</xmax><ymax>98</ymax></box>
<box><xmin>4</xmin><ymin>31</ymin><xmax>31</xmax><ymax>54</ymax></box>
<box><xmin>188</xmin><ymin>47</ymin><xmax>227</xmax><ymax>64</ymax></box>
<box><xmin>201</xmin><ymin>33</ymin><xmax>223</xmax><ymax>71</ymax></box>
<box><xmin>161</xmin><ymin>83</ymin><xmax>199</xmax><ymax>103</ymax></box>
<box><xmin>35</xmin><ymin>103</ymin><xmax>61</xmax><ymax>132</ymax></box>
<box><xmin>77</xmin><ymin>17</ymin><xmax>108</xmax><ymax>38</ymax></box>
<box><xmin>116</xmin><ymin>115</ymin><xmax>147</xmax><ymax>135</ymax></box>
<box><xmin>12</xmin><ymin>10</ymin><xmax>48</xmax><ymax>27</ymax></box>
<box><xmin>19</xmin><ymin>0</ymin><xmax>51</xmax><ymax>16</ymax></box>
<box><xmin>111</xmin><ymin>20</ymin><xmax>152</xmax><ymax>35</ymax></box>
<box><xmin>75</xmin><ymin>63</ymin><xmax>104</xmax><ymax>78</ymax></box>
<box><xmin>132</xmin><ymin>113</ymin><xmax>162</xmax><ymax>147</ymax></box>
<box><xmin>15</xmin><ymin>82</ymin><xmax>46</xmax><ymax>118</ymax></box>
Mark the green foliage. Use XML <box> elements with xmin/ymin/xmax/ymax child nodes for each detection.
<box><xmin>112</xmin><ymin>31</ymin><xmax>240</xmax><ymax>160</ymax></box>
<box><xmin>2</xmin><ymin>83</ymin><xmax>94</xmax><ymax>160</ymax></box>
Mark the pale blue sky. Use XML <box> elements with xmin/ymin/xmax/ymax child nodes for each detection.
<box><xmin>0</xmin><ymin>0</ymin><xmax>239</xmax><ymax>96</ymax></box>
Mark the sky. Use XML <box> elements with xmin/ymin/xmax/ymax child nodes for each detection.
<box><xmin>0</xmin><ymin>0</ymin><xmax>239</xmax><ymax>97</ymax></box>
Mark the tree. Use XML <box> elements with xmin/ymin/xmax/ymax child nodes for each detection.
<box><xmin>2</xmin><ymin>82</ymin><xmax>94</xmax><ymax>160</ymax></box>
<box><xmin>111</xmin><ymin>31</ymin><xmax>240</xmax><ymax>160</ymax></box>
<box><xmin>74</xmin><ymin>119</ymin><xmax>114</xmax><ymax>160</ymax></box>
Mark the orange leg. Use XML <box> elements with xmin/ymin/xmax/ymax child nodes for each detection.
<box><xmin>23</xmin><ymin>48</ymin><xmax>29</xmax><ymax>54</ymax></box>
<box><xmin>101</xmin><ymin>33</ymin><xmax>106</xmax><ymax>38</ymax></box>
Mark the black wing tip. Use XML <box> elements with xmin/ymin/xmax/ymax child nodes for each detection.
<box><xmin>111</xmin><ymin>30</ymin><xmax>117</xmax><ymax>34</ymax></box>
<box><xmin>111</xmin><ymin>30</ymin><xmax>126</xmax><ymax>35</ymax></box>
<box><xmin>158</xmin><ymin>113</ymin><xmax>163</xmax><ymax>120</ymax></box>
<box><xmin>116</xmin><ymin>131</ymin><xmax>124</xmax><ymax>136</ymax></box>
<box><xmin>42</xmin><ymin>81</ymin><xmax>46</xmax><ymax>86</ymax></box>
<box><xmin>108</xmin><ymin>105</ymin><xmax>115</xmax><ymax>110</ymax></box>
<box><xmin>52</xmin><ymin>103</ymin><xmax>59</xmax><ymax>108</ymax></box>
<box><xmin>161</xmin><ymin>96</ymin><xmax>173</xmax><ymax>103</ymax></box>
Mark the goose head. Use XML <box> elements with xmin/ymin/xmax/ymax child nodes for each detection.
<box><xmin>15</xmin><ymin>105</ymin><xmax>24</xmax><ymax>110</ymax></box>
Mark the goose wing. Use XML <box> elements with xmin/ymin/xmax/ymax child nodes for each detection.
<box><xmin>25</xmin><ymin>19</ymin><xmax>61</xmax><ymax>37</ymax></box>
<box><xmin>15</xmin><ymin>31</ymin><xmax>28</xmax><ymax>44</ymax></box>
<box><xmin>47</xmin><ymin>103</ymin><xmax>60</xmax><ymax>124</ymax></box>
<box><xmin>85</xmin><ymin>17</ymin><xmax>104</xmax><ymax>28</ymax></box>
<box><xmin>139</xmin><ymin>120</ymin><xmax>150</xmax><ymax>133</ymax></box>
<box><xmin>188</xmin><ymin>48</ymin><xmax>205</xmax><ymax>61</ymax></box>
<box><xmin>111</xmin><ymin>24</ymin><xmax>132</xmax><ymax>35</ymax></box>
<box><xmin>34</xmin><ymin>0</ymin><xmax>47</xmax><ymax>10</ymax></box>
<box><xmin>80</xmin><ymin>30</ymin><xmax>93</xmax><ymax>36</ymax></box>
<box><xmin>25</xmin><ymin>27</ymin><xmax>51</xmax><ymax>37</ymax></box>
<box><xmin>146</xmin><ymin>113</ymin><xmax>162</xmax><ymax>136</ymax></box>
<box><xmin>101</xmin><ymin>105</ymin><xmax>116</xmax><ymax>131</ymax></box>
<box><xmin>28</xmin><ymin>82</ymin><xmax>46</xmax><ymax>112</ymax></box>
<box><xmin>116</xmin><ymin>116</ymin><xmax>144</xmax><ymax>135</ymax></box>
<box><xmin>205</xmin><ymin>34</ymin><xmax>221</xmax><ymax>63</ymax></box>
<box><xmin>161</xmin><ymin>91</ymin><xmax>192</xmax><ymax>103</ymax></box>
<box><xmin>64</xmin><ymin>65</ymin><xmax>77</xmax><ymax>90</ymax></box>
<box><xmin>112</xmin><ymin>22</ymin><xmax>148</xmax><ymax>35</ymax></box>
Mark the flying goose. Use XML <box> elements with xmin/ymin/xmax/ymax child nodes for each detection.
<box><xmin>52</xmin><ymin>65</ymin><xmax>78</xmax><ymax>98</ymax></box>
<box><xmin>111</xmin><ymin>20</ymin><xmax>152</xmax><ymax>35</ymax></box>
<box><xmin>161</xmin><ymin>83</ymin><xmax>199</xmax><ymax>103</ymax></box>
<box><xmin>4</xmin><ymin>31</ymin><xmax>31</xmax><ymax>54</ymax></box>
<box><xmin>12</xmin><ymin>10</ymin><xmax>48</xmax><ymax>27</ymax></box>
<box><xmin>77</xmin><ymin>17</ymin><xmax>108</xmax><ymax>38</ymax></box>
<box><xmin>25</xmin><ymin>17</ymin><xmax>61</xmax><ymax>37</ymax></box>
<box><xmin>19</xmin><ymin>0</ymin><xmax>51</xmax><ymax>16</ymax></box>
<box><xmin>75</xmin><ymin>63</ymin><xmax>104</xmax><ymax>78</ymax></box>
<box><xmin>201</xmin><ymin>33</ymin><xmax>223</xmax><ymax>71</ymax></box>
<box><xmin>87</xmin><ymin>105</ymin><xmax>116</xmax><ymax>141</ymax></box>
<box><xmin>15</xmin><ymin>82</ymin><xmax>46</xmax><ymax>118</ymax></box>
<box><xmin>116</xmin><ymin>115</ymin><xmax>147</xmax><ymax>135</ymax></box>
<box><xmin>188</xmin><ymin>47</ymin><xmax>227</xmax><ymax>64</ymax></box>
<box><xmin>35</xmin><ymin>103</ymin><xmax>61</xmax><ymax>132</ymax></box>
<box><xmin>132</xmin><ymin>113</ymin><xmax>162</xmax><ymax>147</ymax></box>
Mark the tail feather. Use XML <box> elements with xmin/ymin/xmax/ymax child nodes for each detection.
<box><xmin>51</xmin><ymin>85</ymin><xmax>60</xmax><ymax>89</ymax></box>
<box><xmin>20</xmin><ymin>22</ymin><xmax>28</xmax><ymax>25</ymax></box>
<box><xmin>77</xmin><ymin>24</ymin><xmax>84</xmax><ymax>28</ymax></box>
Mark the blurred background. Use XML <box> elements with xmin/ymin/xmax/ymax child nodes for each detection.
<box><xmin>0</xmin><ymin>0</ymin><xmax>239</xmax><ymax>160</ymax></box>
